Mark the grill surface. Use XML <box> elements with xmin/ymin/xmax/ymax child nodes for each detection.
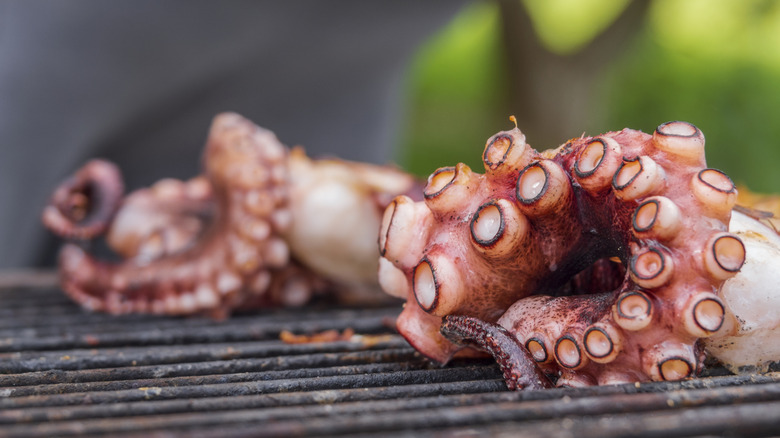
<box><xmin>0</xmin><ymin>277</ymin><xmax>779</xmax><ymax>437</ymax></box>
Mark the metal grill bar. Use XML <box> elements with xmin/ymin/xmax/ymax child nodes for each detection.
<box><xmin>1</xmin><ymin>282</ymin><xmax>779</xmax><ymax>437</ymax></box>
<box><xmin>0</xmin><ymin>309</ymin><xmax>399</xmax><ymax>351</ymax></box>
<box><xmin>0</xmin><ymin>338</ymin><xmax>413</xmax><ymax>374</ymax></box>
<box><xmin>486</xmin><ymin>402</ymin><xmax>780</xmax><ymax>438</ymax></box>
<box><xmin>0</xmin><ymin>349</ymin><xmax>421</xmax><ymax>389</ymax></box>
<box><xmin>0</xmin><ymin>381</ymin><xmax>507</xmax><ymax>425</ymax></box>
<box><xmin>1</xmin><ymin>359</ymin><xmax>423</xmax><ymax>397</ymax></box>
<box><xmin>4</xmin><ymin>380</ymin><xmax>780</xmax><ymax>437</ymax></box>
<box><xmin>1</xmin><ymin>366</ymin><xmax>504</xmax><ymax>410</ymax></box>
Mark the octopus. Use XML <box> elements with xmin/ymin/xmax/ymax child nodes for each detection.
<box><xmin>43</xmin><ymin>113</ymin><xmax>779</xmax><ymax>389</ymax></box>
<box><xmin>42</xmin><ymin>112</ymin><xmax>419</xmax><ymax>318</ymax></box>
<box><xmin>377</xmin><ymin>118</ymin><xmax>780</xmax><ymax>389</ymax></box>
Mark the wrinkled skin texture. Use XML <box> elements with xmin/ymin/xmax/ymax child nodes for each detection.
<box><xmin>378</xmin><ymin>121</ymin><xmax>777</xmax><ymax>388</ymax></box>
<box><xmin>43</xmin><ymin>113</ymin><xmax>418</xmax><ymax>318</ymax></box>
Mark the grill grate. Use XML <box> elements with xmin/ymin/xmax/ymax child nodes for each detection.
<box><xmin>0</xmin><ymin>279</ymin><xmax>779</xmax><ymax>437</ymax></box>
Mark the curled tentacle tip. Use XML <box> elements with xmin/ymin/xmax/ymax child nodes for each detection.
<box><xmin>440</xmin><ymin>315</ymin><xmax>553</xmax><ymax>390</ymax></box>
<box><xmin>42</xmin><ymin>159</ymin><xmax>124</xmax><ymax>240</ymax></box>
<box><xmin>509</xmin><ymin>115</ymin><xmax>518</xmax><ymax>129</ymax></box>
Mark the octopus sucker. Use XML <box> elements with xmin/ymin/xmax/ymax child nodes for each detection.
<box><xmin>612</xmin><ymin>155</ymin><xmax>665</xmax><ymax>201</ymax></box>
<box><xmin>628</xmin><ymin>247</ymin><xmax>674</xmax><ymax>289</ymax></box>
<box><xmin>691</xmin><ymin>168</ymin><xmax>738</xmax><ymax>215</ymax></box>
<box><xmin>703</xmin><ymin>233</ymin><xmax>746</xmax><ymax>280</ymax></box>
<box><xmin>378</xmin><ymin>119</ymin><xmax>776</xmax><ymax>389</ymax></box>
<box><xmin>679</xmin><ymin>292</ymin><xmax>725</xmax><ymax>338</ymax></box>
<box><xmin>470</xmin><ymin>199</ymin><xmax>530</xmax><ymax>258</ymax></box>
<box><xmin>582</xmin><ymin>323</ymin><xmax>622</xmax><ymax>364</ymax></box>
<box><xmin>412</xmin><ymin>257</ymin><xmax>440</xmax><ymax>312</ymax></box>
<box><xmin>642</xmin><ymin>341</ymin><xmax>701</xmax><ymax>382</ymax></box>
<box><xmin>573</xmin><ymin>137</ymin><xmax>623</xmax><ymax>191</ymax></box>
<box><xmin>631</xmin><ymin>196</ymin><xmax>682</xmax><ymax>240</ymax></box>
<box><xmin>524</xmin><ymin>337</ymin><xmax>548</xmax><ymax>363</ymax></box>
<box><xmin>43</xmin><ymin>112</ymin><xmax>418</xmax><ymax>316</ymax></box>
<box><xmin>613</xmin><ymin>290</ymin><xmax>653</xmax><ymax>331</ymax></box>
<box><xmin>516</xmin><ymin>160</ymin><xmax>572</xmax><ymax>214</ymax></box>
<box><xmin>554</xmin><ymin>334</ymin><xmax>587</xmax><ymax>370</ymax></box>
<box><xmin>652</xmin><ymin>121</ymin><xmax>705</xmax><ymax>162</ymax></box>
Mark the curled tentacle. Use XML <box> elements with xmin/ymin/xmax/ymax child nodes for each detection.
<box><xmin>441</xmin><ymin>315</ymin><xmax>552</xmax><ymax>390</ymax></box>
<box><xmin>105</xmin><ymin>176</ymin><xmax>215</xmax><ymax>261</ymax></box>
<box><xmin>42</xmin><ymin>159</ymin><xmax>124</xmax><ymax>240</ymax></box>
<box><xmin>56</xmin><ymin>113</ymin><xmax>297</xmax><ymax>315</ymax></box>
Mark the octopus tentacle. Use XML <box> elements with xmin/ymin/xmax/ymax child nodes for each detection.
<box><xmin>379</xmin><ymin>120</ymin><xmax>747</xmax><ymax>387</ymax></box>
<box><xmin>105</xmin><ymin>176</ymin><xmax>215</xmax><ymax>262</ymax></box>
<box><xmin>42</xmin><ymin>159</ymin><xmax>124</xmax><ymax>240</ymax></box>
<box><xmin>56</xmin><ymin>113</ymin><xmax>300</xmax><ymax>315</ymax></box>
<box><xmin>46</xmin><ymin>113</ymin><xmax>419</xmax><ymax>317</ymax></box>
<box><xmin>440</xmin><ymin>315</ymin><xmax>552</xmax><ymax>390</ymax></box>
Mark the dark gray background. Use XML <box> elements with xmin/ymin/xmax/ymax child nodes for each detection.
<box><xmin>0</xmin><ymin>0</ymin><xmax>468</xmax><ymax>268</ymax></box>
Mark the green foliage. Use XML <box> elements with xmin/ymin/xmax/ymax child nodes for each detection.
<box><xmin>522</xmin><ymin>0</ymin><xmax>630</xmax><ymax>54</ymax></box>
<box><xmin>398</xmin><ymin>2</ymin><xmax>507</xmax><ymax>177</ymax></box>
<box><xmin>600</xmin><ymin>0</ymin><xmax>780</xmax><ymax>191</ymax></box>
<box><xmin>401</xmin><ymin>0</ymin><xmax>780</xmax><ymax>191</ymax></box>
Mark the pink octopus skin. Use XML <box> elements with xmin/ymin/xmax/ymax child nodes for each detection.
<box><xmin>43</xmin><ymin>113</ymin><xmax>418</xmax><ymax>318</ymax></box>
<box><xmin>378</xmin><ymin>121</ymin><xmax>749</xmax><ymax>388</ymax></box>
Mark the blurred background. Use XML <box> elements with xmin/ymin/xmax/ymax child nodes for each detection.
<box><xmin>2</xmin><ymin>0</ymin><xmax>780</xmax><ymax>268</ymax></box>
<box><xmin>401</xmin><ymin>0</ymin><xmax>780</xmax><ymax>184</ymax></box>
